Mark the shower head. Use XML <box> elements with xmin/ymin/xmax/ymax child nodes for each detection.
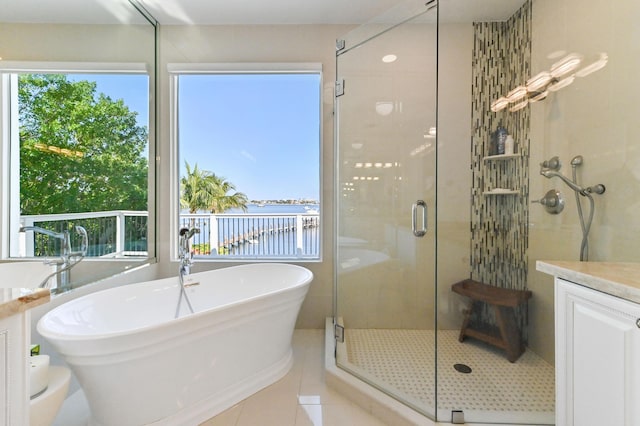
<box><xmin>570</xmin><ymin>155</ymin><xmax>583</xmax><ymax>167</ymax></box>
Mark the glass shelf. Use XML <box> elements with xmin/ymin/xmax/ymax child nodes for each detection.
<box><xmin>483</xmin><ymin>189</ymin><xmax>520</xmax><ymax>195</ymax></box>
<box><xmin>483</xmin><ymin>153</ymin><xmax>520</xmax><ymax>161</ymax></box>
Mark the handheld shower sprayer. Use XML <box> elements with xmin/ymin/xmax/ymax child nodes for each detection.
<box><xmin>538</xmin><ymin>154</ymin><xmax>605</xmax><ymax>261</ymax></box>
<box><xmin>570</xmin><ymin>155</ymin><xmax>583</xmax><ymax>167</ymax></box>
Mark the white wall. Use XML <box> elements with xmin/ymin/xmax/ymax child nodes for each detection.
<box><xmin>528</xmin><ymin>0</ymin><xmax>640</xmax><ymax>362</ymax></box>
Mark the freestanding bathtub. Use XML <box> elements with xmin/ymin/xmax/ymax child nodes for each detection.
<box><xmin>37</xmin><ymin>263</ymin><xmax>313</xmax><ymax>425</ymax></box>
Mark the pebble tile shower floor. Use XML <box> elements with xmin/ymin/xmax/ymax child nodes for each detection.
<box><xmin>345</xmin><ymin>329</ymin><xmax>555</xmax><ymax>419</ymax></box>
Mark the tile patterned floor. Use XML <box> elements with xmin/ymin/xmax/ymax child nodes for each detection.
<box><xmin>345</xmin><ymin>329</ymin><xmax>555</xmax><ymax>420</ymax></box>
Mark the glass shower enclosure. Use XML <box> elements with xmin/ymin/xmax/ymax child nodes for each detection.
<box><xmin>334</xmin><ymin>0</ymin><xmax>555</xmax><ymax>424</ymax></box>
<box><xmin>334</xmin><ymin>0</ymin><xmax>438</xmax><ymax>418</ymax></box>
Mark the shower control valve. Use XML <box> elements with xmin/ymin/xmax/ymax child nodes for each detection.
<box><xmin>532</xmin><ymin>189</ymin><xmax>565</xmax><ymax>214</ymax></box>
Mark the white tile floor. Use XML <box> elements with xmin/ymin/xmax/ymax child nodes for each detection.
<box><xmin>54</xmin><ymin>328</ymin><xmax>552</xmax><ymax>426</ymax></box>
<box><xmin>54</xmin><ymin>329</ymin><xmax>387</xmax><ymax>426</ymax></box>
<box><xmin>200</xmin><ymin>329</ymin><xmax>387</xmax><ymax>426</ymax></box>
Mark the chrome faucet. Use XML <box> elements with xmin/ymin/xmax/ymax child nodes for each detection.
<box><xmin>175</xmin><ymin>227</ymin><xmax>199</xmax><ymax>318</ymax></box>
<box><xmin>20</xmin><ymin>225</ymin><xmax>88</xmax><ymax>289</ymax></box>
<box><xmin>538</xmin><ymin>155</ymin><xmax>606</xmax><ymax>261</ymax></box>
<box><xmin>178</xmin><ymin>227</ymin><xmax>199</xmax><ymax>282</ymax></box>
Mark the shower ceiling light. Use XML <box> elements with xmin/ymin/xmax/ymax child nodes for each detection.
<box><xmin>575</xmin><ymin>52</ymin><xmax>608</xmax><ymax>78</ymax></box>
<box><xmin>509</xmin><ymin>99</ymin><xmax>528</xmax><ymax>112</ymax></box>
<box><xmin>490</xmin><ymin>97</ymin><xmax>509</xmax><ymax>112</ymax></box>
<box><xmin>382</xmin><ymin>54</ymin><xmax>397</xmax><ymax>63</ymax></box>
<box><xmin>548</xmin><ymin>75</ymin><xmax>575</xmax><ymax>92</ymax></box>
<box><xmin>526</xmin><ymin>71</ymin><xmax>552</xmax><ymax>92</ymax></box>
<box><xmin>528</xmin><ymin>90</ymin><xmax>549</xmax><ymax>102</ymax></box>
<box><xmin>375</xmin><ymin>101</ymin><xmax>394</xmax><ymax>116</ymax></box>
<box><xmin>550</xmin><ymin>53</ymin><xmax>583</xmax><ymax>78</ymax></box>
<box><xmin>506</xmin><ymin>86</ymin><xmax>528</xmax><ymax>102</ymax></box>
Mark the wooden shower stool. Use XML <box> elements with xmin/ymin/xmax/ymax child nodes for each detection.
<box><xmin>452</xmin><ymin>279</ymin><xmax>532</xmax><ymax>363</ymax></box>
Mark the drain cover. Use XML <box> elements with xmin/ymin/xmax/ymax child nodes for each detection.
<box><xmin>453</xmin><ymin>363</ymin><xmax>472</xmax><ymax>374</ymax></box>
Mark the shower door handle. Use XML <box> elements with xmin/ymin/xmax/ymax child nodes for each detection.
<box><xmin>412</xmin><ymin>200</ymin><xmax>427</xmax><ymax>237</ymax></box>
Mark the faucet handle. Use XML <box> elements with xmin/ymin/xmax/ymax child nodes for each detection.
<box><xmin>532</xmin><ymin>189</ymin><xmax>565</xmax><ymax>214</ymax></box>
<box><xmin>540</xmin><ymin>156</ymin><xmax>561</xmax><ymax>171</ymax></box>
<box><xmin>179</xmin><ymin>227</ymin><xmax>199</xmax><ymax>259</ymax></box>
<box><xmin>74</xmin><ymin>226</ymin><xmax>88</xmax><ymax>256</ymax></box>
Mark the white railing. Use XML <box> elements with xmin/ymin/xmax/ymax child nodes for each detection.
<box><xmin>20</xmin><ymin>211</ymin><xmax>148</xmax><ymax>258</ymax></box>
<box><xmin>179</xmin><ymin>212</ymin><xmax>320</xmax><ymax>258</ymax></box>
<box><xmin>19</xmin><ymin>210</ymin><xmax>321</xmax><ymax>259</ymax></box>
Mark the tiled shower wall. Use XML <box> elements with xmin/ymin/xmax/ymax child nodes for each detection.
<box><xmin>470</xmin><ymin>1</ymin><xmax>531</xmax><ymax>337</ymax></box>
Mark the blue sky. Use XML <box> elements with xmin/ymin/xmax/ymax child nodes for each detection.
<box><xmin>74</xmin><ymin>72</ymin><xmax>320</xmax><ymax>201</ymax></box>
<box><xmin>178</xmin><ymin>73</ymin><xmax>320</xmax><ymax>201</ymax></box>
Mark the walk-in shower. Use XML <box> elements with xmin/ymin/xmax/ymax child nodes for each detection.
<box><xmin>333</xmin><ymin>0</ymin><xmax>554</xmax><ymax>424</ymax></box>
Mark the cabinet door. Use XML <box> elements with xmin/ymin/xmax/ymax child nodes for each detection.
<box><xmin>556</xmin><ymin>278</ymin><xmax>640</xmax><ymax>426</ymax></box>
<box><xmin>0</xmin><ymin>313</ymin><xmax>30</xmax><ymax>426</ymax></box>
<box><xmin>0</xmin><ymin>329</ymin><xmax>6</xmax><ymax>425</ymax></box>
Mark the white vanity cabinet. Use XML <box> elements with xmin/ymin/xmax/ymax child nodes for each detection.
<box><xmin>0</xmin><ymin>288</ymin><xmax>50</xmax><ymax>426</ymax></box>
<box><xmin>0</xmin><ymin>311</ymin><xmax>30</xmax><ymax>426</ymax></box>
<box><xmin>555</xmin><ymin>277</ymin><xmax>640</xmax><ymax>426</ymax></box>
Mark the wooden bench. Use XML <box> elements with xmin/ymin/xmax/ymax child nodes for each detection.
<box><xmin>452</xmin><ymin>279</ymin><xmax>532</xmax><ymax>362</ymax></box>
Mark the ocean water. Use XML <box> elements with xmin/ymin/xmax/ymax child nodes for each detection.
<box><xmin>182</xmin><ymin>203</ymin><xmax>319</xmax><ymax>215</ymax></box>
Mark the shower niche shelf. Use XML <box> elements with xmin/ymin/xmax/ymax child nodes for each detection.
<box><xmin>483</xmin><ymin>153</ymin><xmax>520</xmax><ymax>161</ymax></box>
<box><xmin>483</xmin><ymin>189</ymin><xmax>520</xmax><ymax>196</ymax></box>
<box><xmin>482</xmin><ymin>153</ymin><xmax>521</xmax><ymax>195</ymax></box>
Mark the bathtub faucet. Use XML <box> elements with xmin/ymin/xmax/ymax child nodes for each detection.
<box><xmin>178</xmin><ymin>227</ymin><xmax>200</xmax><ymax>278</ymax></box>
<box><xmin>19</xmin><ymin>225</ymin><xmax>88</xmax><ymax>290</ymax></box>
<box><xmin>176</xmin><ymin>227</ymin><xmax>199</xmax><ymax>318</ymax></box>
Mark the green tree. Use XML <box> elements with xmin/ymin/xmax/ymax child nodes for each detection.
<box><xmin>19</xmin><ymin>74</ymin><xmax>148</xmax><ymax>214</ymax></box>
<box><xmin>180</xmin><ymin>161</ymin><xmax>248</xmax><ymax>213</ymax></box>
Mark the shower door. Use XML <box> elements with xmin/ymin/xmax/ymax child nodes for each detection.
<box><xmin>334</xmin><ymin>1</ymin><xmax>438</xmax><ymax>418</ymax></box>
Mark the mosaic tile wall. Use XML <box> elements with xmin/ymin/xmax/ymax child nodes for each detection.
<box><xmin>470</xmin><ymin>1</ymin><xmax>532</xmax><ymax>338</ymax></box>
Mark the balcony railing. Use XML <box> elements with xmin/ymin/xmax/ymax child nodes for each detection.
<box><xmin>19</xmin><ymin>210</ymin><xmax>320</xmax><ymax>260</ymax></box>
<box><xmin>180</xmin><ymin>212</ymin><xmax>320</xmax><ymax>259</ymax></box>
<box><xmin>19</xmin><ymin>211</ymin><xmax>148</xmax><ymax>258</ymax></box>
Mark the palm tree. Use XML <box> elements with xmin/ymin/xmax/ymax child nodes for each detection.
<box><xmin>180</xmin><ymin>162</ymin><xmax>215</xmax><ymax>213</ymax></box>
<box><xmin>180</xmin><ymin>161</ymin><xmax>248</xmax><ymax>213</ymax></box>
<box><xmin>207</xmin><ymin>173</ymin><xmax>248</xmax><ymax>213</ymax></box>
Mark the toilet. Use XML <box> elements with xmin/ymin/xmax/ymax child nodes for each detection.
<box><xmin>30</xmin><ymin>366</ymin><xmax>71</xmax><ymax>426</ymax></box>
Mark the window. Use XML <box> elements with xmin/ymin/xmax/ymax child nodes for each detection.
<box><xmin>1</xmin><ymin>66</ymin><xmax>150</xmax><ymax>260</ymax></box>
<box><xmin>172</xmin><ymin>64</ymin><xmax>321</xmax><ymax>260</ymax></box>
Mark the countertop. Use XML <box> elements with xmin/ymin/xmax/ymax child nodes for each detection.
<box><xmin>0</xmin><ymin>288</ymin><xmax>50</xmax><ymax>320</ymax></box>
<box><xmin>537</xmin><ymin>260</ymin><xmax>640</xmax><ymax>304</ymax></box>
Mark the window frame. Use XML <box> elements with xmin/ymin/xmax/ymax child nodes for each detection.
<box><xmin>0</xmin><ymin>61</ymin><xmax>153</xmax><ymax>261</ymax></box>
<box><xmin>168</xmin><ymin>63</ymin><xmax>323</xmax><ymax>262</ymax></box>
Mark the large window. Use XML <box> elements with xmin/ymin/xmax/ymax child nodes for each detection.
<box><xmin>2</xmin><ymin>68</ymin><xmax>149</xmax><ymax>260</ymax></box>
<box><xmin>173</xmin><ymin>65</ymin><xmax>321</xmax><ymax>260</ymax></box>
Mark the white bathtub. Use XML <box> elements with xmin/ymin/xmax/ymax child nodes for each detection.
<box><xmin>37</xmin><ymin>263</ymin><xmax>313</xmax><ymax>425</ymax></box>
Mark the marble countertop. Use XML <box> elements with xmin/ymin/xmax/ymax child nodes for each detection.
<box><xmin>0</xmin><ymin>288</ymin><xmax>50</xmax><ymax>320</ymax></box>
<box><xmin>537</xmin><ymin>261</ymin><xmax>640</xmax><ymax>304</ymax></box>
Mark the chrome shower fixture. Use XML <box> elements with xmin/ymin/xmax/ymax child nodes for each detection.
<box><xmin>570</xmin><ymin>155</ymin><xmax>583</xmax><ymax>167</ymax></box>
<box><xmin>540</xmin><ymin>155</ymin><xmax>561</xmax><ymax>171</ymax></box>
<box><xmin>539</xmin><ymin>154</ymin><xmax>605</xmax><ymax>261</ymax></box>
<box><xmin>539</xmin><ymin>155</ymin><xmax>606</xmax><ymax>197</ymax></box>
